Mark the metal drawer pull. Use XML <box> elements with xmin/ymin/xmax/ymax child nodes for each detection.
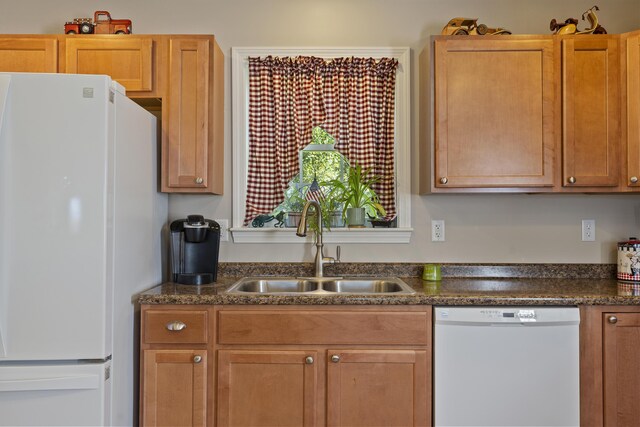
<box><xmin>331</xmin><ymin>355</ymin><xmax>340</xmax><ymax>363</ymax></box>
<box><xmin>608</xmin><ymin>316</ymin><xmax>618</xmax><ymax>324</ymax></box>
<box><xmin>568</xmin><ymin>176</ymin><xmax>576</xmax><ymax>184</ymax></box>
<box><xmin>439</xmin><ymin>177</ymin><xmax>448</xmax><ymax>185</ymax></box>
<box><xmin>193</xmin><ymin>355</ymin><xmax>202</xmax><ymax>363</ymax></box>
<box><xmin>195</xmin><ymin>177</ymin><xmax>204</xmax><ymax>184</ymax></box>
<box><xmin>631</xmin><ymin>176</ymin><xmax>638</xmax><ymax>184</ymax></box>
<box><xmin>305</xmin><ymin>356</ymin><xmax>314</xmax><ymax>364</ymax></box>
<box><xmin>165</xmin><ymin>321</ymin><xmax>187</xmax><ymax>331</ymax></box>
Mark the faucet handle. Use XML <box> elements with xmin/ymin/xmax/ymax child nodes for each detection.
<box><xmin>336</xmin><ymin>245</ymin><xmax>341</xmax><ymax>262</ymax></box>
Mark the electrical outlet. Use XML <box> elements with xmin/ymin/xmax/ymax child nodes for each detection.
<box><xmin>215</xmin><ymin>219</ymin><xmax>229</xmax><ymax>242</ymax></box>
<box><xmin>432</xmin><ymin>219</ymin><xmax>445</xmax><ymax>242</ymax></box>
<box><xmin>581</xmin><ymin>219</ymin><xmax>595</xmax><ymax>242</ymax></box>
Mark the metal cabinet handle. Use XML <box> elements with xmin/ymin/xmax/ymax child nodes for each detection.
<box><xmin>568</xmin><ymin>176</ymin><xmax>576</xmax><ymax>184</ymax></box>
<box><xmin>165</xmin><ymin>321</ymin><xmax>187</xmax><ymax>331</ymax></box>
<box><xmin>608</xmin><ymin>316</ymin><xmax>618</xmax><ymax>324</ymax></box>
<box><xmin>631</xmin><ymin>176</ymin><xmax>638</xmax><ymax>184</ymax></box>
<box><xmin>195</xmin><ymin>177</ymin><xmax>204</xmax><ymax>184</ymax></box>
<box><xmin>193</xmin><ymin>355</ymin><xmax>202</xmax><ymax>363</ymax></box>
<box><xmin>331</xmin><ymin>355</ymin><xmax>340</xmax><ymax>363</ymax></box>
<box><xmin>305</xmin><ymin>356</ymin><xmax>314</xmax><ymax>365</ymax></box>
<box><xmin>439</xmin><ymin>177</ymin><xmax>448</xmax><ymax>185</ymax></box>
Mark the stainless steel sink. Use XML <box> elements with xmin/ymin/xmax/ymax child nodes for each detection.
<box><xmin>225</xmin><ymin>277</ymin><xmax>416</xmax><ymax>295</ymax></box>
<box><xmin>228</xmin><ymin>279</ymin><xmax>318</xmax><ymax>293</ymax></box>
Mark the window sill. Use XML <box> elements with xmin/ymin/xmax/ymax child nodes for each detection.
<box><xmin>230</xmin><ymin>227</ymin><xmax>413</xmax><ymax>244</ymax></box>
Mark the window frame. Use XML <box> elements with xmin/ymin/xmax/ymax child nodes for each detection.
<box><xmin>231</xmin><ymin>47</ymin><xmax>412</xmax><ymax>243</ymax></box>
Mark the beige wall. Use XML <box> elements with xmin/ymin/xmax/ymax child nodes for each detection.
<box><xmin>4</xmin><ymin>0</ymin><xmax>640</xmax><ymax>263</ymax></box>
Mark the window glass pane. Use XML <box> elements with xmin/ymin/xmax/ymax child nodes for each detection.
<box><xmin>301</xmin><ymin>151</ymin><xmax>346</xmax><ymax>184</ymax></box>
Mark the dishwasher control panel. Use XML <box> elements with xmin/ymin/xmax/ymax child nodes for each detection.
<box><xmin>438</xmin><ymin>308</ymin><xmax>539</xmax><ymax>323</ymax></box>
<box><xmin>481</xmin><ymin>309</ymin><xmax>537</xmax><ymax>322</ymax></box>
<box><xmin>436</xmin><ymin>307</ymin><xmax>580</xmax><ymax>325</ymax></box>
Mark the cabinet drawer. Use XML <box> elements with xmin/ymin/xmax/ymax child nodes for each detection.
<box><xmin>144</xmin><ymin>309</ymin><xmax>208</xmax><ymax>344</ymax></box>
<box><xmin>217</xmin><ymin>309</ymin><xmax>429</xmax><ymax>345</ymax></box>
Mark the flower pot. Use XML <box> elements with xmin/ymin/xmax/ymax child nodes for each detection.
<box><xmin>346</xmin><ymin>207</ymin><xmax>366</xmax><ymax>228</ymax></box>
<box><xmin>326</xmin><ymin>211</ymin><xmax>345</xmax><ymax>228</ymax></box>
<box><xmin>284</xmin><ymin>212</ymin><xmax>302</xmax><ymax>228</ymax></box>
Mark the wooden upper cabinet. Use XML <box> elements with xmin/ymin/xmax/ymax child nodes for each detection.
<box><xmin>626</xmin><ymin>32</ymin><xmax>640</xmax><ymax>188</ymax></box>
<box><xmin>562</xmin><ymin>37</ymin><xmax>620</xmax><ymax>188</ymax></box>
<box><xmin>64</xmin><ymin>37</ymin><xmax>153</xmax><ymax>93</ymax></box>
<box><xmin>434</xmin><ymin>37</ymin><xmax>556</xmax><ymax>188</ymax></box>
<box><xmin>0</xmin><ymin>37</ymin><xmax>57</xmax><ymax>72</ymax></box>
<box><xmin>163</xmin><ymin>37</ymin><xmax>223</xmax><ymax>194</ymax></box>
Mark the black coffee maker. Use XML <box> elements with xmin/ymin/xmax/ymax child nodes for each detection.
<box><xmin>169</xmin><ymin>215</ymin><xmax>220</xmax><ymax>285</ymax></box>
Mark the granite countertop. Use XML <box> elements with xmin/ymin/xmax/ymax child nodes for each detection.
<box><xmin>138</xmin><ymin>263</ymin><xmax>640</xmax><ymax>306</ymax></box>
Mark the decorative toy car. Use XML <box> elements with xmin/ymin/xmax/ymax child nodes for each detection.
<box><xmin>441</xmin><ymin>18</ymin><xmax>512</xmax><ymax>35</ymax></box>
<box><xmin>550</xmin><ymin>5</ymin><xmax>607</xmax><ymax>35</ymax></box>
<box><xmin>64</xmin><ymin>11</ymin><xmax>132</xmax><ymax>35</ymax></box>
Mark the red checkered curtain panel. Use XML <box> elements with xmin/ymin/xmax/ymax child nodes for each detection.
<box><xmin>244</xmin><ymin>56</ymin><xmax>326</xmax><ymax>225</ymax></box>
<box><xmin>243</xmin><ymin>56</ymin><xmax>398</xmax><ymax>224</ymax></box>
<box><xmin>322</xmin><ymin>57</ymin><xmax>399</xmax><ymax>220</ymax></box>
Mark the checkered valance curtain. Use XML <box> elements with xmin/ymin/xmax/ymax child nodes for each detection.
<box><xmin>243</xmin><ymin>55</ymin><xmax>398</xmax><ymax>225</ymax></box>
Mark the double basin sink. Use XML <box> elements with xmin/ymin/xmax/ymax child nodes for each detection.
<box><xmin>225</xmin><ymin>277</ymin><xmax>416</xmax><ymax>295</ymax></box>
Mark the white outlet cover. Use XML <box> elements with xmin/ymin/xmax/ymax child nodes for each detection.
<box><xmin>581</xmin><ymin>219</ymin><xmax>595</xmax><ymax>242</ymax></box>
<box><xmin>432</xmin><ymin>219</ymin><xmax>445</xmax><ymax>242</ymax></box>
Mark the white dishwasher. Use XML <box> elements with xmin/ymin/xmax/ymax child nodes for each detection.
<box><xmin>434</xmin><ymin>306</ymin><xmax>580</xmax><ymax>427</ymax></box>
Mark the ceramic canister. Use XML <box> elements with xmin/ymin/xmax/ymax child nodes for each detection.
<box><xmin>617</xmin><ymin>237</ymin><xmax>640</xmax><ymax>282</ymax></box>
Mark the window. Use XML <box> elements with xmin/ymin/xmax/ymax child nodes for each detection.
<box><xmin>231</xmin><ymin>47</ymin><xmax>412</xmax><ymax>243</ymax></box>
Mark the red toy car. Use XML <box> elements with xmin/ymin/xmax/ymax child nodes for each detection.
<box><xmin>64</xmin><ymin>11</ymin><xmax>132</xmax><ymax>35</ymax></box>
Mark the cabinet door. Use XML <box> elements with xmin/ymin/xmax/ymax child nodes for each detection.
<box><xmin>217</xmin><ymin>350</ymin><xmax>318</xmax><ymax>426</ymax></box>
<box><xmin>627</xmin><ymin>33</ymin><xmax>640</xmax><ymax>188</ymax></box>
<box><xmin>603</xmin><ymin>312</ymin><xmax>640</xmax><ymax>426</ymax></box>
<box><xmin>141</xmin><ymin>349</ymin><xmax>207</xmax><ymax>427</ymax></box>
<box><xmin>562</xmin><ymin>37</ymin><xmax>620</xmax><ymax>188</ymax></box>
<box><xmin>0</xmin><ymin>37</ymin><xmax>57</xmax><ymax>72</ymax></box>
<box><xmin>162</xmin><ymin>37</ymin><xmax>223</xmax><ymax>194</ymax></box>
<box><xmin>65</xmin><ymin>37</ymin><xmax>153</xmax><ymax>92</ymax></box>
<box><xmin>434</xmin><ymin>38</ymin><xmax>556</xmax><ymax>188</ymax></box>
<box><xmin>326</xmin><ymin>349</ymin><xmax>429</xmax><ymax>427</ymax></box>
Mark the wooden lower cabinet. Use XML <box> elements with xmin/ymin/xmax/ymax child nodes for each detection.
<box><xmin>216</xmin><ymin>348</ymin><xmax>428</xmax><ymax>427</ymax></box>
<box><xmin>140</xmin><ymin>305</ymin><xmax>213</xmax><ymax>427</ymax></box>
<box><xmin>326</xmin><ymin>349</ymin><xmax>429</xmax><ymax>427</ymax></box>
<box><xmin>217</xmin><ymin>350</ymin><xmax>318</xmax><ymax>426</ymax></box>
<box><xmin>581</xmin><ymin>305</ymin><xmax>640</xmax><ymax>426</ymax></box>
<box><xmin>215</xmin><ymin>306</ymin><xmax>432</xmax><ymax>427</ymax></box>
<box><xmin>141</xmin><ymin>349</ymin><xmax>207</xmax><ymax>427</ymax></box>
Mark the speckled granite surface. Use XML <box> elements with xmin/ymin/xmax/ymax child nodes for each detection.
<box><xmin>138</xmin><ymin>263</ymin><xmax>640</xmax><ymax>306</ymax></box>
<box><xmin>218</xmin><ymin>262</ymin><xmax>617</xmax><ymax>279</ymax></box>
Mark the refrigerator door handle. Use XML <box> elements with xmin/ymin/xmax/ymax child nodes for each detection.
<box><xmin>0</xmin><ymin>373</ymin><xmax>100</xmax><ymax>392</ymax></box>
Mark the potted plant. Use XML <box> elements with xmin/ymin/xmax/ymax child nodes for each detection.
<box><xmin>328</xmin><ymin>163</ymin><xmax>386</xmax><ymax>228</ymax></box>
<box><xmin>280</xmin><ymin>186</ymin><xmax>307</xmax><ymax>228</ymax></box>
<box><xmin>317</xmin><ymin>184</ymin><xmax>345</xmax><ymax>229</ymax></box>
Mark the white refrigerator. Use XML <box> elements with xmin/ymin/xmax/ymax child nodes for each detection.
<box><xmin>0</xmin><ymin>72</ymin><xmax>168</xmax><ymax>426</ymax></box>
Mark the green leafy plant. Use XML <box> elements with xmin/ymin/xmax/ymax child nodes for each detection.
<box><xmin>281</xmin><ymin>186</ymin><xmax>307</xmax><ymax>213</ymax></box>
<box><xmin>327</xmin><ymin>163</ymin><xmax>387</xmax><ymax>219</ymax></box>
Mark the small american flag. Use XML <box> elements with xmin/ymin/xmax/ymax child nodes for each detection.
<box><xmin>305</xmin><ymin>177</ymin><xmax>325</xmax><ymax>202</ymax></box>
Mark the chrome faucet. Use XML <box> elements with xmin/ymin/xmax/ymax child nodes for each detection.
<box><xmin>296</xmin><ymin>200</ymin><xmax>340</xmax><ymax>278</ymax></box>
